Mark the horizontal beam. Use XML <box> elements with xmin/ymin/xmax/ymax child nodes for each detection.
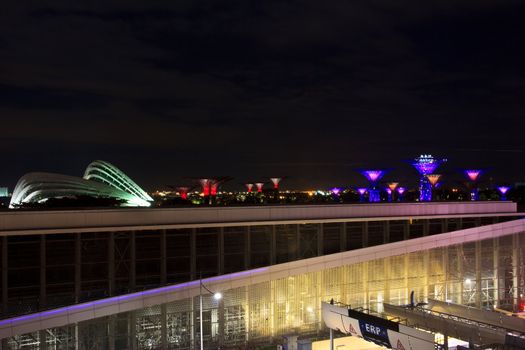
<box><xmin>0</xmin><ymin>202</ymin><xmax>517</xmax><ymax>236</ymax></box>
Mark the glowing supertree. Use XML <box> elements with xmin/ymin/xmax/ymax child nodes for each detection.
<box><xmin>194</xmin><ymin>177</ymin><xmax>231</xmax><ymax>204</ymax></box>
<box><xmin>497</xmin><ymin>186</ymin><xmax>510</xmax><ymax>201</ymax></box>
<box><xmin>360</xmin><ymin>170</ymin><xmax>386</xmax><ymax>202</ymax></box>
<box><xmin>198</xmin><ymin>179</ymin><xmax>211</xmax><ymax>197</ymax></box>
<box><xmin>426</xmin><ymin>174</ymin><xmax>441</xmax><ymax>201</ymax></box>
<box><xmin>411</xmin><ymin>154</ymin><xmax>446</xmax><ymax>202</ymax></box>
<box><xmin>397</xmin><ymin>187</ymin><xmax>406</xmax><ymax>201</ymax></box>
<box><xmin>464</xmin><ymin>170</ymin><xmax>482</xmax><ymax>201</ymax></box>
<box><xmin>176</xmin><ymin>186</ymin><xmax>191</xmax><ymax>200</ymax></box>
<box><xmin>245</xmin><ymin>183</ymin><xmax>254</xmax><ymax>193</ymax></box>
<box><xmin>270</xmin><ymin>178</ymin><xmax>282</xmax><ymax>190</ymax></box>
<box><xmin>331</xmin><ymin>187</ymin><xmax>341</xmax><ymax>195</ymax></box>
<box><xmin>255</xmin><ymin>182</ymin><xmax>264</xmax><ymax>193</ymax></box>
<box><xmin>357</xmin><ymin>188</ymin><xmax>367</xmax><ymax>202</ymax></box>
<box><xmin>387</xmin><ymin>182</ymin><xmax>399</xmax><ymax>202</ymax></box>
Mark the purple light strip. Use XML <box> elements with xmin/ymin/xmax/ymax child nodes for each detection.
<box><xmin>0</xmin><ymin>267</ymin><xmax>268</xmax><ymax>327</ymax></box>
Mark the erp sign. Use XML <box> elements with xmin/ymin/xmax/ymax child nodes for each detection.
<box><xmin>358</xmin><ymin>320</ymin><xmax>391</xmax><ymax>348</ymax></box>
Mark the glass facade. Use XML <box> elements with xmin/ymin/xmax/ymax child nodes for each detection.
<box><xmin>0</xmin><ymin>216</ymin><xmax>517</xmax><ymax>320</ymax></box>
<box><xmin>4</xmin><ymin>229</ymin><xmax>523</xmax><ymax>349</ymax></box>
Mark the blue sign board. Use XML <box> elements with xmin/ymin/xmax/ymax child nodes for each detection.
<box><xmin>358</xmin><ymin>320</ymin><xmax>391</xmax><ymax>348</ymax></box>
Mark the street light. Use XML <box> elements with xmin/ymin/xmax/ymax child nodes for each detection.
<box><xmin>199</xmin><ymin>279</ymin><xmax>222</xmax><ymax>350</ymax></box>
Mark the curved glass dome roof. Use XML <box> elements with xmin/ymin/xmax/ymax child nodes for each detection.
<box><xmin>10</xmin><ymin>161</ymin><xmax>152</xmax><ymax>208</ymax></box>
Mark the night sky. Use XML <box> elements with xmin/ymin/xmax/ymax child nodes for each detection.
<box><xmin>2</xmin><ymin>1</ymin><xmax>525</xmax><ymax>190</ymax></box>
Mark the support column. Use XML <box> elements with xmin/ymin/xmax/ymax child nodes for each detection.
<box><xmin>218</xmin><ymin>298</ymin><xmax>225</xmax><ymax>348</ymax></box>
<box><xmin>130</xmin><ymin>231</ymin><xmax>136</xmax><ymax>291</ymax></box>
<box><xmin>244</xmin><ymin>227</ymin><xmax>251</xmax><ymax>270</ymax></box>
<box><xmin>2</xmin><ymin>237</ymin><xmax>7</xmax><ymax>315</ymax></box>
<box><xmin>108</xmin><ymin>232</ymin><xmax>115</xmax><ymax>296</ymax></box>
<box><xmin>362</xmin><ymin>222</ymin><xmax>369</xmax><ymax>248</ymax></box>
<box><xmin>443</xmin><ymin>247</ymin><xmax>449</xmax><ymax>301</ymax></box>
<box><xmin>493</xmin><ymin>238</ymin><xmax>499</xmax><ymax>307</ymax></box>
<box><xmin>475</xmin><ymin>240</ymin><xmax>482</xmax><ymax>308</ymax></box>
<box><xmin>40</xmin><ymin>235</ymin><xmax>47</xmax><ymax>308</ymax></box>
<box><xmin>423</xmin><ymin>219</ymin><xmax>429</xmax><ymax>237</ymax></box>
<box><xmin>218</xmin><ymin>228</ymin><xmax>224</xmax><ymax>275</ymax></box>
<box><xmin>270</xmin><ymin>226</ymin><xmax>276</xmax><ymax>265</ymax></box>
<box><xmin>403</xmin><ymin>220</ymin><xmax>410</xmax><ymax>240</ymax></box>
<box><xmin>295</xmin><ymin>225</ymin><xmax>301</xmax><ymax>260</ymax></box>
<box><xmin>74</xmin><ymin>233</ymin><xmax>81</xmax><ymax>303</ymax></box>
<box><xmin>39</xmin><ymin>235</ymin><xmax>47</xmax><ymax>349</ymax></box>
<box><xmin>190</xmin><ymin>228</ymin><xmax>197</xmax><ymax>280</ymax></box>
<box><xmin>363</xmin><ymin>261</ymin><xmax>369</xmax><ymax>307</ymax></box>
<box><xmin>108</xmin><ymin>315</ymin><xmax>116</xmax><ymax>350</ymax></box>
<box><xmin>244</xmin><ymin>286</ymin><xmax>250</xmax><ymax>345</ymax></box>
<box><xmin>340</xmin><ymin>222</ymin><xmax>347</xmax><ymax>252</ymax></box>
<box><xmin>317</xmin><ymin>224</ymin><xmax>323</xmax><ymax>256</ymax></box>
<box><xmin>457</xmin><ymin>245</ymin><xmax>464</xmax><ymax>305</ymax></box>
<box><xmin>129</xmin><ymin>311</ymin><xmax>137</xmax><ymax>350</ymax></box>
<box><xmin>442</xmin><ymin>218</ymin><xmax>448</xmax><ymax>234</ymax></box>
<box><xmin>1</xmin><ymin>237</ymin><xmax>7</xmax><ymax>350</ymax></box>
<box><xmin>383</xmin><ymin>221</ymin><xmax>390</xmax><ymax>244</ymax></box>
<box><xmin>160</xmin><ymin>230</ymin><xmax>167</xmax><ymax>284</ymax></box>
<box><xmin>161</xmin><ymin>304</ymin><xmax>168</xmax><ymax>350</ymax></box>
<box><xmin>512</xmin><ymin>234</ymin><xmax>520</xmax><ymax>312</ymax></box>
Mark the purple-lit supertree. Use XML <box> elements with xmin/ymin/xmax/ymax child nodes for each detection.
<box><xmin>411</xmin><ymin>154</ymin><xmax>446</xmax><ymax>201</ymax></box>
<box><xmin>464</xmin><ymin>170</ymin><xmax>482</xmax><ymax>201</ymax></box>
<box><xmin>331</xmin><ymin>187</ymin><xmax>341</xmax><ymax>201</ymax></box>
<box><xmin>360</xmin><ymin>170</ymin><xmax>386</xmax><ymax>202</ymax></box>
<box><xmin>357</xmin><ymin>188</ymin><xmax>367</xmax><ymax>202</ymax></box>
<box><xmin>497</xmin><ymin>186</ymin><xmax>510</xmax><ymax>201</ymax></box>
<box><xmin>397</xmin><ymin>187</ymin><xmax>406</xmax><ymax>201</ymax></box>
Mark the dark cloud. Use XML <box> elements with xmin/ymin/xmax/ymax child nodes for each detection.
<box><xmin>1</xmin><ymin>0</ymin><xmax>525</xmax><ymax>190</ymax></box>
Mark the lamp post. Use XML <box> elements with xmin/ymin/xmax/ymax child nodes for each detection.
<box><xmin>199</xmin><ymin>279</ymin><xmax>222</xmax><ymax>350</ymax></box>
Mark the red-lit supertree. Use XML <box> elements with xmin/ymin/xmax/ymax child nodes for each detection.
<box><xmin>176</xmin><ymin>186</ymin><xmax>191</xmax><ymax>200</ymax></box>
<box><xmin>255</xmin><ymin>182</ymin><xmax>264</xmax><ymax>193</ymax></box>
<box><xmin>245</xmin><ymin>183</ymin><xmax>254</xmax><ymax>193</ymax></box>
<box><xmin>269</xmin><ymin>177</ymin><xmax>282</xmax><ymax>190</ymax></box>
<box><xmin>193</xmin><ymin>177</ymin><xmax>231</xmax><ymax>204</ymax></box>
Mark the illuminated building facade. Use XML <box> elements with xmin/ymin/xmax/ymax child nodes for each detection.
<box><xmin>0</xmin><ymin>202</ymin><xmax>522</xmax><ymax>349</ymax></box>
<box><xmin>0</xmin><ymin>215</ymin><xmax>523</xmax><ymax>349</ymax></box>
<box><xmin>9</xmin><ymin>160</ymin><xmax>153</xmax><ymax>208</ymax></box>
